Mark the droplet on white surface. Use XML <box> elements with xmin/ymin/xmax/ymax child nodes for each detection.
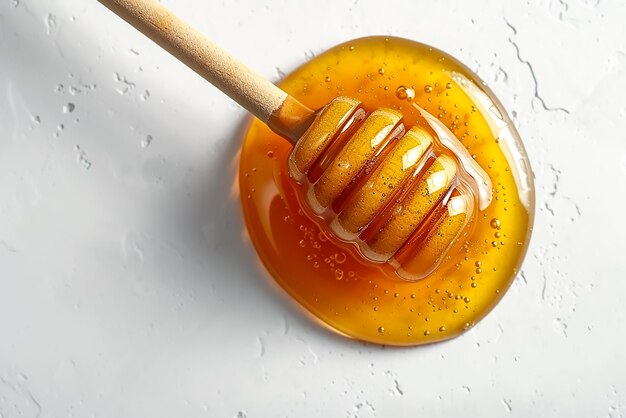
<box><xmin>114</xmin><ymin>73</ymin><xmax>136</xmax><ymax>95</ymax></box>
<box><xmin>141</xmin><ymin>135</ymin><xmax>153</xmax><ymax>148</ymax></box>
<box><xmin>74</xmin><ymin>145</ymin><xmax>92</xmax><ymax>170</ymax></box>
<box><xmin>45</xmin><ymin>13</ymin><xmax>56</xmax><ymax>35</ymax></box>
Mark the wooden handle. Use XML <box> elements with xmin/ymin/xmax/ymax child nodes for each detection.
<box><xmin>98</xmin><ymin>0</ymin><xmax>289</xmax><ymax>124</ymax></box>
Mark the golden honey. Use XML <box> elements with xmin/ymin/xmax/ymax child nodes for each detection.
<box><xmin>238</xmin><ymin>36</ymin><xmax>534</xmax><ymax>345</ymax></box>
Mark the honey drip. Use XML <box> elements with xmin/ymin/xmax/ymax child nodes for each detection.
<box><xmin>239</xmin><ymin>37</ymin><xmax>534</xmax><ymax>346</ymax></box>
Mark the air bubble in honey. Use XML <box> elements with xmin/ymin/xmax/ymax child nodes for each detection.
<box><xmin>395</xmin><ymin>85</ymin><xmax>415</xmax><ymax>101</ymax></box>
<box><xmin>239</xmin><ymin>36</ymin><xmax>534</xmax><ymax>346</ymax></box>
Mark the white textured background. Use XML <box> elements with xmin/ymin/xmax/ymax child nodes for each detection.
<box><xmin>1</xmin><ymin>0</ymin><xmax>625</xmax><ymax>417</ymax></box>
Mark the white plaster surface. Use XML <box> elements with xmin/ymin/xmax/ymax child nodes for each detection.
<box><xmin>1</xmin><ymin>0</ymin><xmax>625</xmax><ymax>416</ymax></box>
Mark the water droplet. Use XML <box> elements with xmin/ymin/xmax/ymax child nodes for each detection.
<box><xmin>410</xmin><ymin>294</ymin><xmax>416</xmax><ymax>299</ymax></box>
<box><xmin>267</xmin><ymin>150</ymin><xmax>274</xmax><ymax>158</ymax></box>
<box><xmin>325</xmin><ymin>76</ymin><xmax>331</xmax><ymax>82</ymax></box>
<box><xmin>490</xmin><ymin>218</ymin><xmax>501</xmax><ymax>229</ymax></box>
<box><xmin>45</xmin><ymin>13</ymin><xmax>56</xmax><ymax>35</ymax></box>
<box><xmin>299</xmin><ymin>239</ymin><xmax>306</xmax><ymax>247</ymax></box>
<box><xmin>464</xmin><ymin>297</ymin><xmax>471</xmax><ymax>303</ymax></box>
<box><xmin>378</xmin><ymin>68</ymin><xmax>385</xmax><ymax>75</ymax></box>
<box><xmin>439</xmin><ymin>326</ymin><xmax>446</xmax><ymax>332</ymax></box>
<box><xmin>394</xmin><ymin>292</ymin><xmax>399</xmax><ymax>298</ymax></box>
<box><xmin>475</xmin><ymin>261</ymin><xmax>482</xmax><ymax>267</ymax></box>
<box><xmin>423</xmin><ymin>330</ymin><xmax>430</xmax><ymax>336</ymax></box>
<box><xmin>349</xmin><ymin>45</ymin><xmax>355</xmax><ymax>51</ymax></box>
<box><xmin>62</xmin><ymin>103</ymin><xmax>75</xmax><ymax>113</ymax></box>
<box><xmin>395</xmin><ymin>85</ymin><xmax>415</xmax><ymax>102</ymax></box>
<box><xmin>378</xmin><ymin>326</ymin><xmax>385</xmax><ymax>334</ymax></box>
<box><xmin>335</xmin><ymin>269</ymin><xmax>344</xmax><ymax>280</ymax></box>
<box><xmin>141</xmin><ymin>134</ymin><xmax>153</xmax><ymax>148</ymax></box>
<box><xmin>75</xmin><ymin>145</ymin><xmax>91</xmax><ymax>170</ymax></box>
<box><xmin>424</xmin><ymin>85</ymin><xmax>433</xmax><ymax>93</ymax></box>
<box><xmin>446</xmin><ymin>82</ymin><xmax>453</xmax><ymax>89</ymax></box>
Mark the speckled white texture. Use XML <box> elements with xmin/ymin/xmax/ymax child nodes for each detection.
<box><xmin>1</xmin><ymin>0</ymin><xmax>625</xmax><ymax>417</ymax></box>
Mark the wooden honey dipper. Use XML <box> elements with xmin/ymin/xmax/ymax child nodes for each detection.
<box><xmin>99</xmin><ymin>0</ymin><xmax>492</xmax><ymax>280</ymax></box>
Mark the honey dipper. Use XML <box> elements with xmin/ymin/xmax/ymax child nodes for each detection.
<box><xmin>99</xmin><ymin>0</ymin><xmax>492</xmax><ymax>281</ymax></box>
